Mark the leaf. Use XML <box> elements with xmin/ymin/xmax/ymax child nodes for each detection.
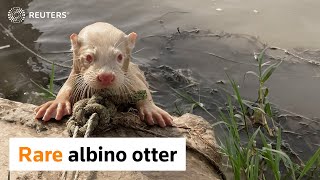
<box><xmin>275</xmin><ymin>128</ymin><xmax>281</xmax><ymax>178</ymax></box>
<box><xmin>262</xmin><ymin>87</ymin><xmax>269</xmax><ymax>98</ymax></box>
<box><xmin>247</xmin><ymin>128</ymin><xmax>260</xmax><ymax>148</ymax></box>
<box><xmin>241</xmin><ymin>99</ymin><xmax>256</xmax><ymax>110</ymax></box>
<box><xmin>234</xmin><ymin>114</ymin><xmax>243</xmax><ymax>120</ymax></box>
<box><xmin>245</xmin><ymin>71</ymin><xmax>259</xmax><ymax>77</ymax></box>
<box><xmin>227</xmin><ymin>75</ymin><xmax>246</xmax><ymax>117</ymax></box>
<box><xmin>30</xmin><ymin>79</ymin><xmax>57</xmax><ymax>98</ymax></box>
<box><xmin>264</xmin><ymin>103</ymin><xmax>273</xmax><ymax>117</ymax></box>
<box><xmin>258</xmin><ymin>47</ymin><xmax>268</xmax><ymax>75</ymax></box>
<box><xmin>49</xmin><ymin>62</ymin><xmax>55</xmax><ymax>93</ymax></box>
<box><xmin>258</xmin><ymin>48</ymin><xmax>267</xmax><ymax>64</ymax></box>
<box><xmin>189</xmin><ymin>103</ymin><xmax>196</xmax><ymax>113</ymax></box>
<box><xmin>171</xmin><ymin>87</ymin><xmax>216</xmax><ymax>119</ymax></box>
<box><xmin>298</xmin><ymin>148</ymin><xmax>320</xmax><ymax>180</ymax></box>
<box><xmin>259</xmin><ymin>147</ymin><xmax>281</xmax><ymax>180</ymax></box>
<box><xmin>263</xmin><ymin>148</ymin><xmax>296</xmax><ymax>180</ymax></box>
<box><xmin>243</xmin><ymin>71</ymin><xmax>259</xmax><ymax>87</ymax></box>
<box><xmin>252</xmin><ymin>106</ymin><xmax>266</xmax><ymax>114</ymax></box>
<box><xmin>261</xmin><ymin>61</ymin><xmax>282</xmax><ymax>83</ymax></box>
<box><xmin>211</xmin><ymin>121</ymin><xmax>228</xmax><ymax>127</ymax></box>
<box><xmin>244</xmin><ymin>71</ymin><xmax>259</xmax><ymax>81</ymax></box>
<box><xmin>261</xmin><ymin>61</ymin><xmax>272</xmax><ymax>67</ymax></box>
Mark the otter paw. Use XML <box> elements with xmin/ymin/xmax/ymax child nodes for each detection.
<box><xmin>138</xmin><ymin>103</ymin><xmax>173</xmax><ymax>127</ymax></box>
<box><xmin>34</xmin><ymin>99</ymin><xmax>72</xmax><ymax>121</ymax></box>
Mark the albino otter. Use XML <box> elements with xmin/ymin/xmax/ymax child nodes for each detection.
<box><xmin>35</xmin><ymin>22</ymin><xmax>173</xmax><ymax>127</ymax></box>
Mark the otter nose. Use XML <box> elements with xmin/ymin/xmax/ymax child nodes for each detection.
<box><xmin>97</xmin><ymin>72</ymin><xmax>115</xmax><ymax>85</ymax></box>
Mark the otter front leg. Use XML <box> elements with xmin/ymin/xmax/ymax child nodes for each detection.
<box><xmin>34</xmin><ymin>70</ymin><xmax>75</xmax><ymax>121</ymax></box>
<box><xmin>132</xmin><ymin>70</ymin><xmax>173</xmax><ymax>127</ymax></box>
<box><xmin>137</xmin><ymin>99</ymin><xmax>173</xmax><ymax>127</ymax></box>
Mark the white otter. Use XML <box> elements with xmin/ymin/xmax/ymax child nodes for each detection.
<box><xmin>35</xmin><ymin>22</ymin><xmax>173</xmax><ymax>127</ymax></box>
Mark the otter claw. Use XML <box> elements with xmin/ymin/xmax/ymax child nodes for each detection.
<box><xmin>138</xmin><ymin>104</ymin><xmax>173</xmax><ymax>127</ymax></box>
<box><xmin>35</xmin><ymin>100</ymin><xmax>71</xmax><ymax>121</ymax></box>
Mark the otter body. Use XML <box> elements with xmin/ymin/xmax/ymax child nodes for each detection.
<box><xmin>35</xmin><ymin>22</ymin><xmax>173</xmax><ymax>127</ymax></box>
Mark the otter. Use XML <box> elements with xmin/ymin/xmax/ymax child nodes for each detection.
<box><xmin>35</xmin><ymin>22</ymin><xmax>173</xmax><ymax>127</ymax></box>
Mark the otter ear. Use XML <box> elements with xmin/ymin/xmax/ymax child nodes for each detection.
<box><xmin>70</xmin><ymin>33</ymin><xmax>80</xmax><ymax>50</ymax></box>
<box><xmin>126</xmin><ymin>32</ymin><xmax>137</xmax><ymax>49</ymax></box>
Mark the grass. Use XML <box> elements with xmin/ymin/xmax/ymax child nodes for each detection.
<box><xmin>30</xmin><ymin>62</ymin><xmax>57</xmax><ymax>98</ymax></box>
<box><xmin>243</xmin><ymin>47</ymin><xmax>282</xmax><ymax>136</ymax></box>
<box><xmin>215</xmin><ymin>94</ymin><xmax>319</xmax><ymax>179</ymax></box>
<box><xmin>173</xmin><ymin>48</ymin><xmax>320</xmax><ymax>179</ymax></box>
<box><xmin>216</xmin><ymin>49</ymin><xmax>320</xmax><ymax>179</ymax></box>
<box><xmin>171</xmin><ymin>87</ymin><xmax>216</xmax><ymax>120</ymax></box>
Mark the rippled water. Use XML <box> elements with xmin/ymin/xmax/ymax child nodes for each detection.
<box><xmin>0</xmin><ymin>0</ymin><xmax>319</xmax><ymax>161</ymax></box>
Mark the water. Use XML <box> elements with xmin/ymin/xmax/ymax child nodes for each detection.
<box><xmin>0</xmin><ymin>0</ymin><xmax>319</xmax><ymax>161</ymax></box>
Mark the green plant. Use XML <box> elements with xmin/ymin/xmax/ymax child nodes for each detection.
<box><xmin>171</xmin><ymin>87</ymin><xmax>216</xmax><ymax>120</ymax></box>
<box><xmin>243</xmin><ymin>48</ymin><xmax>282</xmax><ymax>136</ymax></box>
<box><xmin>297</xmin><ymin>148</ymin><xmax>320</xmax><ymax>180</ymax></box>
<box><xmin>30</xmin><ymin>62</ymin><xmax>57</xmax><ymax>98</ymax></box>
<box><xmin>171</xmin><ymin>48</ymin><xmax>319</xmax><ymax>179</ymax></box>
<box><xmin>214</xmin><ymin>98</ymin><xmax>261</xmax><ymax>180</ymax></box>
<box><xmin>214</xmin><ymin>97</ymin><xmax>319</xmax><ymax>180</ymax></box>
<box><xmin>212</xmin><ymin>48</ymin><xmax>319</xmax><ymax>179</ymax></box>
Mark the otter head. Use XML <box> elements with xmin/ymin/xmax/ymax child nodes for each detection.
<box><xmin>70</xmin><ymin>22</ymin><xmax>137</xmax><ymax>95</ymax></box>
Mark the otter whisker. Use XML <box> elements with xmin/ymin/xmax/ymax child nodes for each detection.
<box><xmin>132</xmin><ymin>47</ymin><xmax>146</xmax><ymax>55</ymax></box>
<box><xmin>71</xmin><ymin>74</ymin><xmax>88</xmax><ymax>103</ymax></box>
<box><xmin>73</xmin><ymin>81</ymin><xmax>83</xmax><ymax>103</ymax></box>
<box><xmin>113</xmin><ymin>35</ymin><xmax>124</xmax><ymax>48</ymax></box>
<box><xmin>115</xmin><ymin>38</ymin><xmax>126</xmax><ymax>49</ymax></box>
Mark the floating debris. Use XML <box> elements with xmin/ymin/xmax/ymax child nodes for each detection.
<box><xmin>216</xmin><ymin>80</ymin><xmax>226</xmax><ymax>84</ymax></box>
<box><xmin>253</xmin><ymin>9</ymin><xmax>259</xmax><ymax>14</ymax></box>
<box><xmin>216</xmin><ymin>8</ymin><xmax>223</xmax><ymax>11</ymax></box>
<box><xmin>210</xmin><ymin>88</ymin><xmax>219</xmax><ymax>93</ymax></box>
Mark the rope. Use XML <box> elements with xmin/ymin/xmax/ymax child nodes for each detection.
<box><xmin>60</xmin><ymin>90</ymin><xmax>147</xmax><ymax>179</ymax></box>
<box><xmin>59</xmin><ymin>89</ymin><xmax>225</xmax><ymax>180</ymax></box>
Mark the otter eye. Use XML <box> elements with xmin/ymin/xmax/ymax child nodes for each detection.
<box><xmin>117</xmin><ymin>54</ymin><xmax>123</xmax><ymax>62</ymax></box>
<box><xmin>86</xmin><ymin>54</ymin><xmax>93</xmax><ymax>63</ymax></box>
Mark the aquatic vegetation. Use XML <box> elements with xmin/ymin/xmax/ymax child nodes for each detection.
<box><xmin>172</xmin><ymin>48</ymin><xmax>320</xmax><ymax>179</ymax></box>
<box><xmin>243</xmin><ymin>48</ymin><xmax>282</xmax><ymax>136</ymax></box>
<box><xmin>30</xmin><ymin>62</ymin><xmax>57</xmax><ymax>98</ymax></box>
<box><xmin>171</xmin><ymin>87</ymin><xmax>216</xmax><ymax>120</ymax></box>
<box><xmin>215</xmin><ymin>98</ymin><xmax>320</xmax><ymax>179</ymax></box>
<box><xmin>213</xmin><ymin>48</ymin><xmax>320</xmax><ymax>180</ymax></box>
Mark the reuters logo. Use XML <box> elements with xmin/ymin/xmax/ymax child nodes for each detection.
<box><xmin>7</xmin><ymin>7</ymin><xmax>69</xmax><ymax>23</ymax></box>
<box><xmin>8</xmin><ymin>7</ymin><xmax>26</xmax><ymax>23</ymax></box>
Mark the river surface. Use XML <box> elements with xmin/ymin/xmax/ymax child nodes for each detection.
<box><xmin>0</xmin><ymin>0</ymin><xmax>319</xmax><ymax>161</ymax></box>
